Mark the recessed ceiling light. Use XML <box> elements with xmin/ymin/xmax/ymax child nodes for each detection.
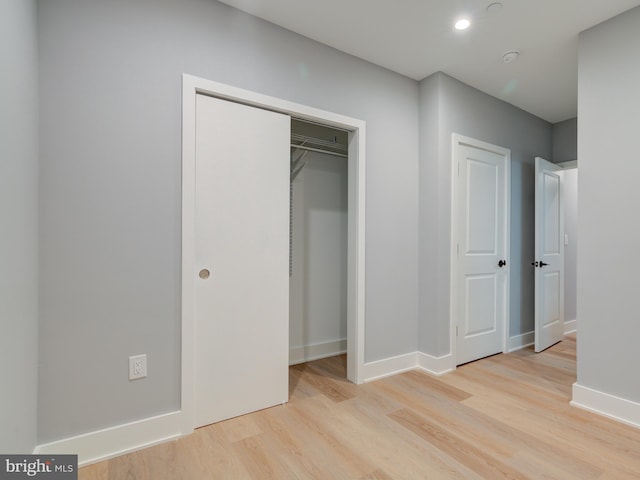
<box><xmin>455</xmin><ymin>18</ymin><xmax>471</xmax><ymax>30</ymax></box>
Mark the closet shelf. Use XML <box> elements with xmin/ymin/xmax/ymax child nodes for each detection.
<box><xmin>291</xmin><ymin>133</ymin><xmax>348</xmax><ymax>158</ymax></box>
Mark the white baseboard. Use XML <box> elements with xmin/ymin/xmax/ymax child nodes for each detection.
<box><xmin>507</xmin><ymin>331</ymin><xmax>534</xmax><ymax>352</ymax></box>
<box><xmin>362</xmin><ymin>350</ymin><xmax>456</xmax><ymax>383</ymax></box>
<box><xmin>571</xmin><ymin>383</ymin><xmax>640</xmax><ymax>429</ymax></box>
<box><xmin>34</xmin><ymin>411</ymin><xmax>185</xmax><ymax>467</ymax></box>
<box><xmin>564</xmin><ymin>319</ymin><xmax>577</xmax><ymax>334</ymax></box>
<box><xmin>417</xmin><ymin>352</ymin><xmax>455</xmax><ymax>376</ymax></box>
<box><xmin>289</xmin><ymin>339</ymin><xmax>347</xmax><ymax>365</ymax></box>
<box><xmin>507</xmin><ymin>326</ymin><xmax>576</xmax><ymax>352</ymax></box>
<box><xmin>362</xmin><ymin>352</ymin><xmax>418</xmax><ymax>383</ymax></box>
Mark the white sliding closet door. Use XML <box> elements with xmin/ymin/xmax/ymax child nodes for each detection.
<box><xmin>194</xmin><ymin>94</ymin><xmax>290</xmax><ymax>427</ymax></box>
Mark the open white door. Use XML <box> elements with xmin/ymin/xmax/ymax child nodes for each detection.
<box><xmin>454</xmin><ymin>135</ymin><xmax>510</xmax><ymax>365</ymax></box>
<box><xmin>194</xmin><ymin>94</ymin><xmax>290</xmax><ymax>427</ymax></box>
<box><xmin>534</xmin><ymin>157</ymin><xmax>565</xmax><ymax>352</ymax></box>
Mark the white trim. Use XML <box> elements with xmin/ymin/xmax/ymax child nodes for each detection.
<box><xmin>504</xmin><ymin>146</ymin><xmax>511</xmax><ymax>355</ymax></box>
<box><xmin>507</xmin><ymin>331</ymin><xmax>535</xmax><ymax>352</ymax></box>
<box><xmin>362</xmin><ymin>351</ymin><xmax>456</xmax><ymax>382</ymax></box>
<box><xmin>34</xmin><ymin>411</ymin><xmax>183</xmax><ymax>467</ymax></box>
<box><xmin>417</xmin><ymin>352</ymin><xmax>455</xmax><ymax>376</ymax></box>
<box><xmin>561</xmin><ymin>160</ymin><xmax>577</xmax><ymax>336</ymax></box>
<box><xmin>362</xmin><ymin>353</ymin><xmax>418</xmax><ymax>383</ymax></box>
<box><xmin>289</xmin><ymin>340</ymin><xmax>347</xmax><ymax>365</ymax></box>
<box><xmin>558</xmin><ymin>160</ymin><xmax>577</xmax><ymax>169</ymax></box>
<box><xmin>507</xmin><ymin>328</ymin><xmax>577</xmax><ymax>352</ymax></box>
<box><xmin>346</xmin><ymin>121</ymin><xmax>366</xmax><ymax>387</ymax></box>
<box><xmin>450</xmin><ymin>134</ymin><xmax>511</xmax><ymax>366</ymax></box>
<box><xmin>564</xmin><ymin>319</ymin><xmax>577</xmax><ymax>334</ymax></box>
<box><xmin>571</xmin><ymin>383</ymin><xmax>640</xmax><ymax>429</ymax></box>
<box><xmin>182</xmin><ymin>74</ymin><xmax>367</xmax><ymax>433</ymax></box>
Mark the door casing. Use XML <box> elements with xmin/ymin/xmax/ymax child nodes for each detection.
<box><xmin>450</xmin><ymin>133</ymin><xmax>511</xmax><ymax>367</ymax></box>
<box><xmin>181</xmin><ymin>74</ymin><xmax>367</xmax><ymax>434</ymax></box>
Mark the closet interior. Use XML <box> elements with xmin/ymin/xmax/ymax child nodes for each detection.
<box><xmin>289</xmin><ymin>119</ymin><xmax>348</xmax><ymax>370</ymax></box>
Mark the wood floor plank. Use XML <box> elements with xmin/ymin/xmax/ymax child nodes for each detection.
<box><xmin>216</xmin><ymin>412</ymin><xmax>263</xmax><ymax>443</ymax></box>
<box><xmin>77</xmin><ymin>461</ymin><xmax>108</xmax><ymax>480</ymax></box>
<box><xmin>80</xmin><ymin>337</ymin><xmax>640</xmax><ymax>479</ymax></box>
<box><xmin>388</xmin><ymin>408</ymin><xmax>530</xmax><ymax>480</ymax></box>
<box><xmin>358</xmin><ymin>469</ymin><xmax>394</xmax><ymax>480</ymax></box>
<box><xmin>253</xmin><ymin>407</ymin><xmax>334</xmax><ymax>479</ymax></box>
<box><xmin>506</xmin><ymin>450</ymin><xmax>591</xmax><ymax>480</ymax></box>
<box><xmin>371</xmin><ymin>376</ymin><xmax>518</xmax><ymax>459</ymax></box>
<box><xmin>190</xmin><ymin>422</ymin><xmax>254</xmax><ymax>479</ymax></box>
<box><xmin>257</xmin><ymin>402</ymin><xmax>363</xmax><ymax>480</ymax></box>
<box><xmin>285</xmin><ymin>395</ymin><xmax>377</xmax><ymax>478</ymax></box>
<box><xmin>230</xmin><ymin>434</ymin><xmax>294</xmax><ymax>480</ymax></box>
<box><xmin>402</xmin><ymin>369</ymin><xmax>473</xmax><ymax>402</ymax></box>
<box><xmin>332</xmin><ymin>396</ymin><xmax>482</xmax><ymax>479</ymax></box>
<box><xmin>290</xmin><ymin>362</ymin><xmax>357</xmax><ymax>403</ymax></box>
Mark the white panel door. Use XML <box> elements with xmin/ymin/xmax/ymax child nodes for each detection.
<box><xmin>455</xmin><ymin>138</ymin><xmax>509</xmax><ymax>366</ymax></box>
<box><xmin>194</xmin><ymin>94</ymin><xmax>290</xmax><ymax>427</ymax></box>
<box><xmin>534</xmin><ymin>157</ymin><xmax>564</xmax><ymax>352</ymax></box>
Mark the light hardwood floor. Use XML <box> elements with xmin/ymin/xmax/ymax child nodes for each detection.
<box><xmin>80</xmin><ymin>334</ymin><xmax>640</xmax><ymax>479</ymax></box>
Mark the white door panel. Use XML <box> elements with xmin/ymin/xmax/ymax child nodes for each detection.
<box><xmin>454</xmin><ymin>137</ymin><xmax>510</xmax><ymax>366</ymax></box>
<box><xmin>465</xmin><ymin>275</ymin><xmax>497</xmax><ymax>336</ymax></box>
<box><xmin>543</xmin><ymin>272</ymin><xmax>561</xmax><ymax>326</ymax></box>
<box><xmin>534</xmin><ymin>157</ymin><xmax>565</xmax><ymax>352</ymax></box>
<box><xmin>194</xmin><ymin>94</ymin><xmax>289</xmax><ymax>427</ymax></box>
<box><xmin>467</xmin><ymin>159</ymin><xmax>498</xmax><ymax>254</ymax></box>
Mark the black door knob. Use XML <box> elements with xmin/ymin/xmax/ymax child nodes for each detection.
<box><xmin>539</xmin><ymin>261</ymin><xmax>549</xmax><ymax>267</ymax></box>
<box><xmin>498</xmin><ymin>260</ymin><xmax>507</xmax><ymax>267</ymax></box>
<box><xmin>531</xmin><ymin>261</ymin><xmax>539</xmax><ymax>267</ymax></box>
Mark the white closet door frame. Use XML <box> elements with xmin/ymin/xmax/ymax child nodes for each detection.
<box><xmin>181</xmin><ymin>74</ymin><xmax>366</xmax><ymax>434</ymax></box>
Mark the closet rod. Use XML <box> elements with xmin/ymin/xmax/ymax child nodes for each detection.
<box><xmin>290</xmin><ymin>144</ymin><xmax>348</xmax><ymax>158</ymax></box>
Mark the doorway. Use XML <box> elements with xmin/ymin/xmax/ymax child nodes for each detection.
<box><xmin>559</xmin><ymin>162</ymin><xmax>577</xmax><ymax>335</ymax></box>
<box><xmin>289</xmin><ymin>120</ymin><xmax>348</xmax><ymax>368</ymax></box>
<box><xmin>534</xmin><ymin>157</ymin><xmax>565</xmax><ymax>352</ymax></box>
<box><xmin>181</xmin><ymin>74</ymin><xmax>366</xmax><ymax>433</ymax></box>
<box><xmin>534</xmin><ymin>158</ymin><xmax>577</xmax><ymax>352</ymax></box>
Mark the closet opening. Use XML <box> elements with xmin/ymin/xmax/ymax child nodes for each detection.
<box><xmin>289</xmin><ymin>119</ymin><xmax>349</xmax><ymax>378</ymax></box>
<box><xmin>183</xmin><ymin>75</ymin><xmax>367</xmax><ymax>432</ymax></box>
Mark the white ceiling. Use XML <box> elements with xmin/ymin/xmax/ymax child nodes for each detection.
<box><xmin>219</xmin><ymin>0</ymin><xmax>640</xmax><ymax>123</ymax></box>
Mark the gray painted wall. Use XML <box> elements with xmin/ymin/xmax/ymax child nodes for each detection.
<box><xmin>562</xmin><ymin>168</ymin><xmax>578</xmax><ymax>325</ymax></box>
<box><xmin>290</xmin><ymin>152</ymin><xmax>348</xmax><ymax>353</ymax></box>
<box><xmin>0</xmin><ymin>0</ymin><xmax>39</xmax><ymax>453</ymax></box>
<box><xmin>552</xmin><ymin>118</ymin><xmax>578</xmax><ymax>163</ymax></box>
<box><xmin>419</xmin><ymin>73</ymin><xmax>552</xmax><ymax>357</ymax></box>
<box><xmin>37</xmin><ymin>0</ymin><xmax>419</xmax><ymax>442</ymax></box>
<box><xmin>417</xmin><ymin>73</ymin><xmax>442</xmax><ymax>354</ymax></box>
<box><xmin>577</xmin><ymin>5</ymin><xmax>640</xmax><ymax>402</ymax></box>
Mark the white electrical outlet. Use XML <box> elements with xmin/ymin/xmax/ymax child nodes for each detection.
<box><xmin>128</xmin><ymin>354</ymin><xmax>147</xmax><ymax>380</ymax></box>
